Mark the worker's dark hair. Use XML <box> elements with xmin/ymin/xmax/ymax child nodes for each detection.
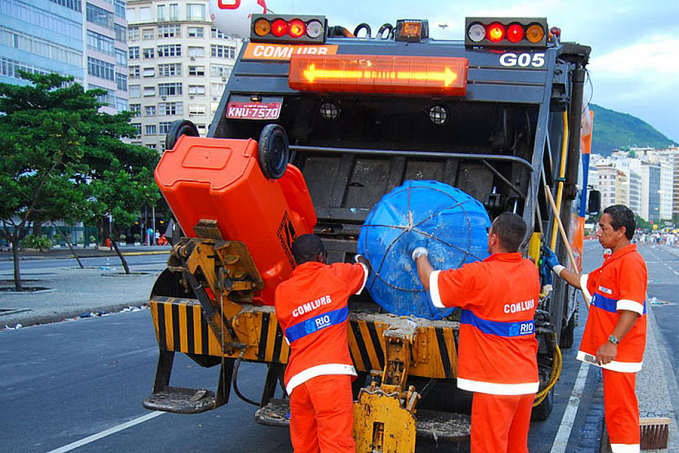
<box><xmin>292</xmin><ymin>234</ymin><xmax>326</xmax><ymax>265</ymax></box>
<box><xmin>603</xmin><ymin>204</ymin><xmax>635</xmax><ymax>240</ymax></box>
<box><xmin>491</xmin><ymin>212</ymin><xmax>527</xmax><ymax>252</ymax></box>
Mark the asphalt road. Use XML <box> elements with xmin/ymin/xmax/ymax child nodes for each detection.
<box><xmin>0</xmin><ymin>241</ymin><xmax>676</xmax><ymax>453</ymax></box>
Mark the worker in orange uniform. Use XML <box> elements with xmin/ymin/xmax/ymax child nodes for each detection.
<box><xmin>275</xmin><ymin>234</ymin><xmax>369</xmax><ymax>453</ymax></box>
<box><xmin>412</xmin><ymin>212</ymin><xmax>539</xmax><ymax>453</ymax></box>
<box><xmin>544</xmin><ymin>204</ymin><xmax>647</xmax><ymax>453</ymax></box>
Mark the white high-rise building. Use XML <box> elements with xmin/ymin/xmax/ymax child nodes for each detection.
<box><xmin>634</xmin><ymin>148</ymin><xmax>675</xmax><ymax>221</ymax></box>
<box><xmin>126</xmin><ymin>0</ymin><xmax>242</xmax><ymax>151</ymax></box>
<box><xmin>1</xmin><ymin>0</ymin><xmax>129</xmax><ymax>114</ymax></box>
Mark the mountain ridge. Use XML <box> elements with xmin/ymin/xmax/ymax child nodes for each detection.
<box><xmin>589</xmin><ymin>104</ymin><xmax>676</xmax><ymax>156</ymax></box>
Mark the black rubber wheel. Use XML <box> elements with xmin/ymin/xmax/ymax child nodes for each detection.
<box><xmin>165</xmin><ymin>120</ymin><xmax>199</xmax><ymax>151</ymax></box>
<box><xmin>353</xmin><ymin>23</ymin><xmax>371</xmax><ymax>38</ymax></box>
<box><xmin>258</xmin><ymin>124</ymin><xmax>289</xmax><ymax>179</ymax></box>
<box><xmin>560</xmin><ymin>315</ymin><xmax>575</xmax><ymax>349</ymax></box>
<box><xmin>531</xmin><ymin>387</ymin><xmax>554</xmax><ymax>421</ymax></box>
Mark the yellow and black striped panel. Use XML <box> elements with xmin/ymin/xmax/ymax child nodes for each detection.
<box><xmin>150</xmin><ymin>297</ymin><xmax>457</xmax><ymax>380</ymax></box>
<box><xmin>150</xmin><ymin>297</ymin><xmax>290</xmax><ymax>363</ymax></box>
<box><xmin>347</xmin><ymin>318</ymin><xmax>458</xmax><ymax>380</ymax></box>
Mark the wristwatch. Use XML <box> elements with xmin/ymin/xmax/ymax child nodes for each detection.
<box><xmin>608</xmin><ymin>334</ymin><xmax>620</xmax><ymax>345</ymax></box>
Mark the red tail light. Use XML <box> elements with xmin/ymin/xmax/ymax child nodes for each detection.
<box><xmin>507</xmin><ymin>24</ymin><xmax>524</xmax><ymax>43</ymax></box>
<box><xmin>487</xmin><ymin>23</ymin><xmax>505</xmax><ymax>42</ymax></box>
<box><xmin>289</xmin><ymin>19</ymin><xmax>306</xmax><ymax>38</ymax></box>
<box><xmin>250</xmin><ymin>14</ymin><xmax>327</xmax><ymax>44</ymax></box>
<box><xmin>465</xmin><ymin>18</ymin><xmax>548</xmax><ymax>48</ymax></box>
<box><xmin>271</xmin><ymin>19</ymin><xmax>288</xmax><ymax>37</ymax></box>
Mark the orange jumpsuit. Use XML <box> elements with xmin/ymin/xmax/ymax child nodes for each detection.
<box><xmin>429</xmin><ymin>252</ymin><xmax>540</xmax><ymax>453</ymax></box>
<box><xmin>275</xmin><ymin>261</ymin><xmax>368</xmax><ymax>453</ymax></box>
<box><xmin>578</xmin><ymin>244</ymin><xmax>647</xmax><ymax>453</ymax></box>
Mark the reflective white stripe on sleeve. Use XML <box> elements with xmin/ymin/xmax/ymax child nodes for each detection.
<box><xmin>610</xmin><ymin>443</ymin><xmax>640</xmax><ymax>453</ymax></box>
<box><xmin>285</xmin><ymin>363</ymin><xmax>357</xmax><ymax>395</ymax></box>
<box><xmin>429</xmin><ymin>270</ymin><xmax>445</xmax><ymax>308</ymax></box>
<box><xmin>456</xmin><ymin>378</ymin><xmax>539</xmax><ymax>395</ymax></box>
<box><xmin>576</xmin><ymin>351</ymin><xmax>643</xmax><ymax>373</ymax></box>
<box><xmin>580</xmin><ymin>274</ymin><xmax>592</xmax><ymax>303</ymax></box>
<box><xmin>355</xmin><ymin>262</ymin><xmax>369</xmax><ymax>295</ymax></box>
<box><xmin>617</xmin><ymin>299</ymin><xmax>644</xmax><ymax>315</ymax></box>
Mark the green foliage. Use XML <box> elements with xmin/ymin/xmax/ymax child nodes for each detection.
<box><xmin>22</xmin><ymin>234</ymin><xmax>52</xmax><ymax>251</ymax></box>
<box><xmin>590</xmin><ymin>104</ymin><xmax>676</xmax><ymax>156</ymax></box>
<box><xmin>0</xmin><ymin>71</ymin><xmax>161</xmax><ymax>285</ymax></box>
<box><xmin>635</xmin><ymin>214</ymin><xmax>651</xmax><ymax>231</ymax></box>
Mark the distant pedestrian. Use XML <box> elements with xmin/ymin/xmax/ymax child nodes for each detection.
<box><xmin>544</xmin><ymin>204</ymin><xmax>647</xmax><ymax>453</ymax></box>
<box><xmin>146</xmin><ymin>227</ymin><xmax>154</xmax><ymax>247</ymax></box>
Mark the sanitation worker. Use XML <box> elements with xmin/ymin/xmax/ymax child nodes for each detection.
<box><xmin>544</xmin><ymin>204</ymin><xmax>647</xmax><ymax>453</ymax></box>
<box><xmin>274</xmin><ymin>234</ymin><xmax>369</xmax><ymax>453</ymax></box>
<box><xmin>412</xmin><ymin>212</ymin><xmax>539</xmax><ymax>453</ymax></box>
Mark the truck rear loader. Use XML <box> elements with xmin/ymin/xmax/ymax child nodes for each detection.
<box><xmin>143</xmin><ymin>14</ymin><xmax>596</xmax><ymax>452</ymax></box>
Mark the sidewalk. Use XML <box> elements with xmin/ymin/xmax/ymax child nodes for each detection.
<box><xmin>0</xmin><ymin>250</ymin><xmax>165</xmax><ymax>328</ymax></box>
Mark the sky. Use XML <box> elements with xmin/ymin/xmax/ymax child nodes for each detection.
<box><xmin>264</xmin><ymin>0</ymin><xmax>679</xmax><ymax>143</ymax></box>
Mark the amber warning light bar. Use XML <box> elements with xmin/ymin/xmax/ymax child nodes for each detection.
<box><xmin>288</xmin><ymin>55</ymin><xmax>468</xmax><ymax>96</ymax></box>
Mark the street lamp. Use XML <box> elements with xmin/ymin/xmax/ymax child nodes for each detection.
<box><xmin>438</xmin><ymin>23</ymin><xmax>449</xmax><ymax>39</ymax></box>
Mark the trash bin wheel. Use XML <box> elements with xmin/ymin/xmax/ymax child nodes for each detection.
<box><xmin>165</xmin><ymin>120</ymin><xmax>199</xmax><ymax>151</ymax></box>
<box><xmin>258</xmin><ymin>124</ymin><xmax>289</xmax><ymax>179</ymax></box>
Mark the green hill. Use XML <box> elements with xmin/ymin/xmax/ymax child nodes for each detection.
<box><xmin>589</xmin><ymin>104</ymin><xmax>676</xmax><ymax>156</ymax></box>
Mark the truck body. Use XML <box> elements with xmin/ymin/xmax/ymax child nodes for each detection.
<box><xmin>144</xmin><ymin>15</ymin><xmax>592</xmax><ymax>451</ymax></box>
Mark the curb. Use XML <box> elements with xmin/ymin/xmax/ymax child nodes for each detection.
<box><xmin>2</xmin><ymin>300</ymin><xmax>149</xmax><ymax>330</ymax></box>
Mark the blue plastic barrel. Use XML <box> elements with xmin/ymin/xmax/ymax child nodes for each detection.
<box><xmin>358</xmin><ymin>180</ymin><xmax>491</xmax><ymax>319</ymax></box>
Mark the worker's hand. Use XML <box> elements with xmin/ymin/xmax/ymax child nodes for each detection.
<box><xmin>595</xmin><ymin>341</ymin><xmax>617</xmax><ymax>365</ymax></box>
<box><xmin>541</xmin><ymin>246</ymin><xmax>563</xmax><ymax>274</ymax></box>
<box><xmin>411</xmin><ymin>246</ymin><xmax>429</xmax><ymax>261</ymax></box>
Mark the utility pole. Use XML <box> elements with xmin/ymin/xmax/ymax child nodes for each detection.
<box><xmin>438</xmin><ymin>23</ymin><xmax>449</xmax><ymax>39</ymax></box>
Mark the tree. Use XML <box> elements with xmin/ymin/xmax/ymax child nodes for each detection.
<box><xmin>0</xmin><ymin>73</ymin><xmax>92</xmax><ymax>290</ymax></box>
<box><xmin>85</xmin><ymin>167</ymin><xmax>159</xmax><ymax>273</ymax></box>
<box><xmin>0</xmin><ymin>72</ymin><xmax>159</xmax><ymax>288</ymax></box>
<box><xmin>78</xmin><ymin>107</ymin><xmax>160</xmax><ymax>274</ymax></box>
<box><xmin>635</xmin><ymin>214</ymin><xmax>651</xmax><ymax>231</ymax></box>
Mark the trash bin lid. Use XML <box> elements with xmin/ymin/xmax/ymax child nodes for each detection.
<box><xmin>358</xmin><ymin>180</ymin><xmax>491</xmax><ymax>319</ymax></box>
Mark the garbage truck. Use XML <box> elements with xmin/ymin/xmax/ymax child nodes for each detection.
<box><xmin>143</xmin><ymin>14</ymin><xmax>596</xmax><ymax>452</ymax></box>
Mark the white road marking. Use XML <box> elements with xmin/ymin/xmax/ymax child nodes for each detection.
<box><xmin>45</xmin><ymin>412</ymin><xmax>165</xmax><ymax>453</ymax></box>
<box><xmin>550</xmin><ymin>360</ymin><xmax>591</xmax><ymax>453</ymax></box>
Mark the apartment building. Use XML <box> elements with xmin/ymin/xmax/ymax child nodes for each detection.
<box><xmin>0</xmin><ymin>0</ymin><xmax>129</xmax><ymax>114</ymax></box>
<box><xmin>592</xmin><ymin>165</ymin><xmax>628</xmax><ymax>209</ymax></box>
<box><xmin>1</xmin><ymin>0</ymin><xmax>84</xmax><ymax>84</ymax></box>
<box><xmin>85</xmin><ymin>0</ymin><xmax>130</xmax><ymax>114</ymax></box>
<box><xmin>126</xmin><ymin>0</ymin><xmax>242</xmax><ymax>151</ymax></box>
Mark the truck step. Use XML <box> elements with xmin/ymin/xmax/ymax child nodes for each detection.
<box><xmin>254</xmin><ymin>400</ymin><xmax>471</xmax><ymax>441</ymax></box>
<box><xmin>254</xmin><ymin>398</ymin><xmax>290</xmax><ymax>427</ymax></box>
<box><xmin>143</xmin><ymin>386</ymin><xmax>216</xmax><ymax>414</ymax></box>
<box><xmin>416</xmin><ymin>409</ymin><xmax>471</xmax><ymax>442</ymax></box>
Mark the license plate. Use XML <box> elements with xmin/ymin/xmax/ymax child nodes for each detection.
<box><xmin>226</xmin><ymin>102</ymin><xmax>281</xmax><ymax>120</ymax></box>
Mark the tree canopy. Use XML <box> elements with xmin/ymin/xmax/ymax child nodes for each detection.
<box><xmin>0</xmin><ymin>72</ymin><xmax>159</xmax><ymax>289</ymax></box>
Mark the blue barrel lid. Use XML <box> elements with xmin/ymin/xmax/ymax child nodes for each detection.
<box><xmin>358</xmin><ymin>180</ymin><xmax>491</xmax><ymax>319</ymax></box>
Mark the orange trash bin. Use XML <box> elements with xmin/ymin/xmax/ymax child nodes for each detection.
<box><xmin>155</xmin><ymin>135</ymin><xmax>317</xmax><ymax>305</ymax></box>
